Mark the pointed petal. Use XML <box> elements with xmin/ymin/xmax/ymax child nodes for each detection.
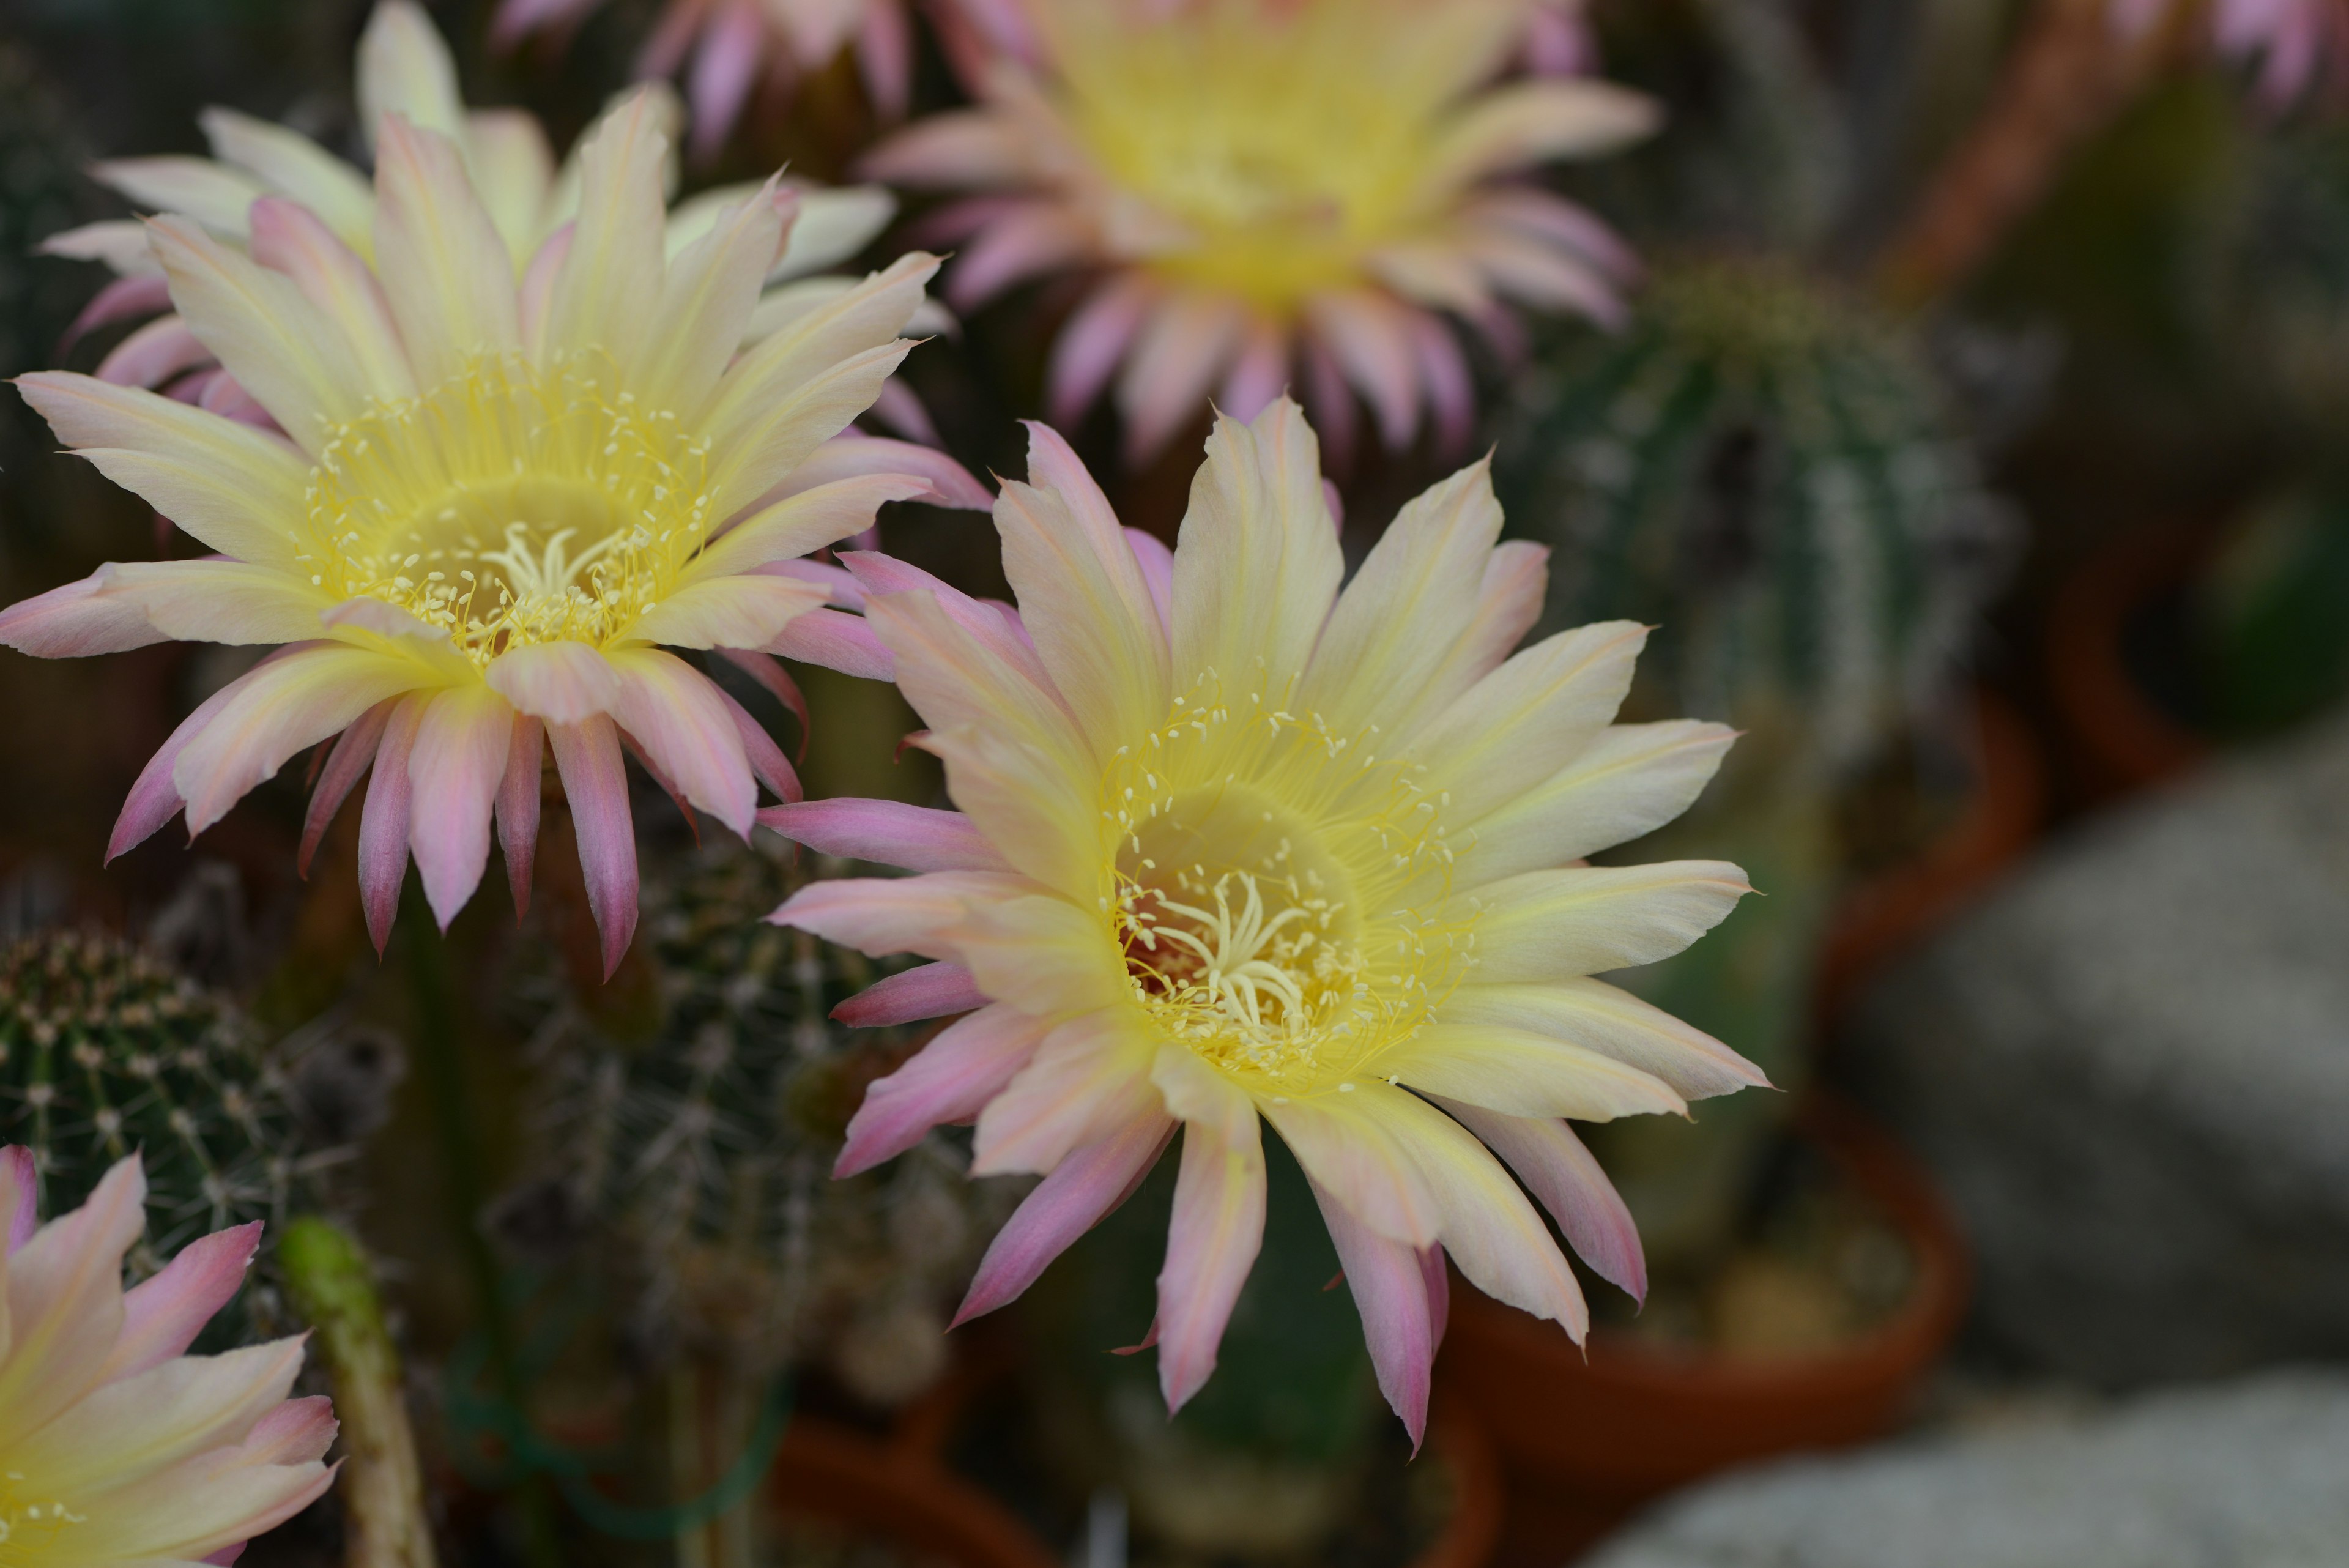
<box><xmin>956</xmin><ymin>1108</ymin><xmax>1174</xmax><ymax>1325</ymax></box>
<box><xmin>546</xmin><ymin>713</ymin><xmax>639</xmax><ymax>976</ymax></box>
<box><xmin>372</xmin><ymin>117</ymin><xmax>522</xmax><ymax>385</ymax></box>
<box><xmin>358</xmin><ymin>694</ymin><xmax>428</xmax><ymax>953</ymax></box>
<box><xmin>834</xmin><ymin>1002</ymin><xmax>1051</xmax><ymax>1176</ymax></box>
<box><xmin>1310</xmin><ymin>1180</ymin><xmax>1439</xmax><ymax>1449</ymax></box>
<box><xmin>300</xmin><ymin>698</ymin><xmax>395</xmax><ymax>875</ymax></box>
<box><xmin>483</xmin><ymin>640</ymin><xmax>622</xmax><ymax>726</ymax></box>
<box><xmin>1437</xmin><ymin>1099</ymin><xmax>1645</xmax><ymax>1301</ymax></box>
<box><xmin>607</xmin><ymin>648</ymin><xmax>757</xmax><ymax>835</ymax></box>
<box><xmin>1170</xmin><ymin>398</ymin><xmax>1344</xmax><ymax>693</ymax></box>
<box><xmin>13</xmin><ymin>371</ymin><xmax>309</xmax><ymax>567</ymax></box>
<box><xmin>1454</xmin><ymin>861</ymin><xmax>1752</xmax><ymax>982</ymax></box>
<box><xmin>173</xmin><ymin>644</ymin><xmax>425</xmax><ymax>836</ymax></box>
<box><xmin>1460</xmin><ymin>720</ymin><xmax>1736</xmax><ymax>885</ymax></box>
<box><xmin>102</xmin><ymin>1222</ymin><xmax>262</xmax><ymax>1383</ymax></box>
<box><xmin>247</xmin><ymin>198</ymin><xmax>415</xmax><ymax>401</ymax></box>
<box><xmin>1401</xmin><ymin>620</ymin><xmax>1650</xmax><ymax>819</ymax></box>
<box><xmin>358</xmin><ymin>0</ymin><xmax>467</xmax><ymax>147</ymax></box>
<box><xmin>546</xmin><ymin>91</ymin><xmax>671</xmax><ymax>374</ymax></box>
<box><xmin>146</xmin><ymin>216</ymin><xmax>369</xmax><ymax>448</ymax></box>
<box><xmin>832</xmin><ymin>960</ymin><xmax>985</xmax><ymax>1027</ymax></box>
<box><xmin>1433</xmin><ymin>978</ymin><xmax>1768</xmax><ymax>1101</ymax></box>
<box><xmin>498</xmin><ymin>713</ymin><xmax>543</xmax><ymax>916</ymax></box>
<box><xmin>757</xmin><ymin>799</ymin><xmax>1004</xmax><ymax>872</ymax></box>
<box><xmin>1156</xmin><ymin>1106</ymin><xmax>1267</xmax><ymax>1413</ymax></box>
<box><xmin>407</xmin><ymin>683</ymin><xmax>514</xmax><ymax>929</ymax></box>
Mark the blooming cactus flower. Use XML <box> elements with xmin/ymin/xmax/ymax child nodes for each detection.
<box><xmin>493</xmin><ymin>0</ymin><xmax>921</xmax><ymax>162</ymax></box>
<box><xmin>2214</xmin><ymin>0</ymin><xmax>2349</xmax><ymax>102</ymax></box>
<box><xmin>2</xmin><ymin>87</ymin><xmax>967</xmax><ymax>971</ymax></box>
<box><xmin>0</xmin><ymin>1148</ymin><xmax>336</xmax><ymax>1566</ymax></box>
<box><xmin>766</xmin><ymin>400</ymin><xmax>1765</xmax><ymax>1438</ymax></box>
<box><xmin>863</xmin><ymin>0</ymin><xmax>1658</xmax><ymax>461</ymax></box>
<box><xmin>2112</xmin><ymin>0</ymin><xmax>2349</xmax><ymax>106</ymax></box>
<box><xmin>47</xmin><ymin>2</ymin><xmax>927</xmax><ymax>433</ymax></box>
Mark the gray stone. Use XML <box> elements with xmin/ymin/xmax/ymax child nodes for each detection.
<box><xmin>1580</xmin><ymin>1372</ymin><xmax>2349</xmax><ymax>1568</ymax></box>
<box><xmin>1840</xmin><ymin>714</ymin><xmax>2349</xmax><ymax>1384</ymax></box>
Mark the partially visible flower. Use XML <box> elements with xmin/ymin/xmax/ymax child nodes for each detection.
<box><xmin>2112</xmin><ymin>0</ymin><xmax>2349</xmax><ymax>107</ymax></box>
<box><xmin>864</xmin><ymin>0</ymin><xmax>1653</xmax><ymax>465</ymax></box>
<box><xmin>47</xmin><ymin>1</ymin><xmax>924</xmax><ymax>433</ymax></box>
<box><xmin>4</xmin><ymin>90</ymin><xmax>967</xmax><ymax>970</ymax></box>
<box><xmin>0</xmin><ymin>1147</ymin><xmax>336</xmax><ymax>1566</ymax></box>
<box><xmin>2216</xmin><ymin>0</ymin><xmax>2349</xmax><ymax>103</ymax></box>
<box><xmin>768</xmin><ymin>400</ymin><xmax>1762</xmax><ymax>1438</ymax></box>
<box><xmin>493</xmin><ymin>0</ymin><xmax>921</xmax><ymax>162</ymax></box>
<box><xmin>1521</xmin><ymin>0</ymin><xmax>1599</xmax><ymax>76</ymax></box>
<box><xmin>864</xmin><ymin>0</ymin><xmax>1658</xmax><ymax>461</ymax></box>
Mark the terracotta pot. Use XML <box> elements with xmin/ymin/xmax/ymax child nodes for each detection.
<box><xmin>894</xmin><ymin>1351</ymin><xmax>1506</xmax><ymax>1568</ymax></box>
<box><xmin>1434</xmin><ymin>1099</ymin><xmax>1969</xmax><ymax>1567</ymax></box>
<box><xmin>771</xmin><ymin>1414</ymin><xmax>1063</xmax><ymax>1568</ymax></box>
<box><xmin>1813</xmin><ymin>687</ymin><xmax>2046</xmax><ymax>1022</ymax></box>
<box><xmin>2047</xmin><ymin>521</ymin><xmax>2210</xmax><ymax>801</ymax></box>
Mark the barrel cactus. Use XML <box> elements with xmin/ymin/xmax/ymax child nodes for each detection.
<box><xmin>0</xmin><ymin>929</ymin><xmax>310</xmax><ymax>1290</ymax></box>
<box><xmin>1497</xmin><ymin>256</ymin><xmax>2009</xmax><ymax>776</ymax></box>
<box><xmin>514</xmin><ymin>839</ymin><xmax>1007</xmax><ymax>1406</ymax></box>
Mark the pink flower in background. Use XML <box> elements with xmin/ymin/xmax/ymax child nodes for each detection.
<box><xmin>46</xmin><ymin>2</ymin><xmax>935</xmax><ymax>440</ymax></box>
<box><xmin>2</xmin><ymin>89</ymin><xmax>974</xmax><ymax>971</ymax></box>
<box><xmin>864</xmin><ymin>0</ymin><xmax>1659</xmax><ymax>461</ymax></box>
<box><xmin>494</xmin><ymin>0</ymin><xmax>921</xmax><ymax>162</ymax></box>
<box><xmin>768</xmin><ymin>401</ymin><xmax>1762</xmax><ymax>1438</ymax></box>
<box><xmin>0</xmin><ymin>1149</ymin><xmax>336</xmax><ymax>1566</ymax></box>
<box><xmin>2112</xmin><ymin>0</ymin><xmax>2349</xmax><ymax>106</ymax></box>
<box><xmin>2215</xmin><ymin>0</ymin><xmax>2349</xmax><ymax>104</ymax></box>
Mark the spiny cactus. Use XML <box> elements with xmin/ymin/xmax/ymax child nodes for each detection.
<box><xmin>1496</xmin><ymin>257</ymin><xmax>2010</xmax><ymax>773</ymax></box>
<box><xmin>0</xmin><ymin>929</ymin><xmax>307</xmax><ymax>1279</ymax></box>
<box><xmin>513</xmin><ymin>839</ymin><xmax>1009</xmax><ymax>1406</ymax></box>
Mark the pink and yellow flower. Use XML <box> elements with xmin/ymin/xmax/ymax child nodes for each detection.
<box><xmin>2113</xmin><ymin>0</ymin><xmax>2349</xmax><ymax>106</ymax></box>
<box><xmin>3</xmin><ymin>84</ymin><xmax>967</xmax><ymax>970</ymax></box>
<box><xmin>493</xmin><ymin>0</ymin><xmax>922</xmax><ymax>162</ymax></box>
<box><xmin>48</xmin><ymin>2</ymin><xmax>928</xmax><ymax>436</ymax></box>
<box><xmin>864</xmin><ymin>0</ymin><xmax>1658</xmax><ymax>460</ymax></box>
<box><xmin>766</xmin><ymin>400</ymin><xmax>1764</xmax><ymax>1438</ymax></box>
<box><xmin>0</xmin><ymin>1148</ymin><xmax>335</xmax><ymax>1566</ymax></box>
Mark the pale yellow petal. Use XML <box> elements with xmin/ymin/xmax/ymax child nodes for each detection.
<box><xmin>626</xmin><ymin>573</ymin><xmax>826</xmax><ymax>650</ymax></box>
<box><xmin>1455</xmin><ymin>720</ymin><xmax>1735</xmax><ymax>886</ymax></box>
<box><xmin>357</xmin><ymin>0</ymin><xmax>466</xmax><ymax>148</ymax></box>
<box><xmin>1400</xmin><ymin>619</ymin><xmax>1648</xmax><ymax>822</ymax></box>
<box><xmin>1438</xmin><ymin>978</ymin><xmax>1769</xmax><ymax>1101</ymax></box>
<box><xmin>1452</xmin><ymin>861</ymin><xmax>1752</xmax><ymax>983</ymax></box>
<box><xmin>14</xmin><ymin>373</ymin><xmax>308</xmax><ymax>567</ymax></box>
<box><xmin>147</xmin><ymin>215</ymin><xmax>370</xmax><ymax>448</ymax></box>
<box><xmin>197</xmin><ymin>108</ymin><xmax>374</xmax><ymax>250</ymax></box>
<box><xmin>372</xmin><ymin>117</ymin><xmax>522</xmax><ymax>385</ymax></box>
<box><xmin>1168</xmin><ymin>398</ymin><xmax>1343</xmax><ymax>698</ymax></box>
<box><xmin>544</xmin><ymin>91</ymin><xmax>670</xmax><ymax>374</ymax></box>
<box><xmin>1370</xmin><ymin>1022</ymin><xmax>1685</xmax><ymax>1121</ymax></box>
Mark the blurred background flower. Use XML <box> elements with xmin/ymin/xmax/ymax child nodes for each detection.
<box><xmin>865</xmin><ymin>0</ymin><xmax>1658</xmax><ymax>461</ymax></box>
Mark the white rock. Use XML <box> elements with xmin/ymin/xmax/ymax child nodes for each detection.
<box><xmin>1582</xmin><ymin>1372</ymin><xmax>2349</xmax><ymax>1568</ymax></box>
<box><xmin>1841</xmin><ymin>714</ymin><xmax>2349</xmax><ymax>1383</ymax></box>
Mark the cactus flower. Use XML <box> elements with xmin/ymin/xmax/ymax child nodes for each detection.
<box><xmin>767</xmin><ymin>400</ymin><xmax>1765</xmax><ymax>1440</ymax></box>
<box><xmin>863</xmin><ymin>0</ymin><xmax>1658</xmax><ymax>460</ymax></box>
<box><xmin>45</xmin><ymin>2</ymin><xmax>937</xmax><ymax>439</ymax></box>
<box><xmin>4</xmin><ymin>84</ymin><xmax>967</xmax><ymax>970</ymax></box>
<box><xmin>492</xmin><ymin>0</ymin><xmax>921</xmax><ymax>162</ymax></box>
<box><xmin>0</xmin><ymin>1148</ymin><xmax>336</xmax><ymax>1566</ymax></box>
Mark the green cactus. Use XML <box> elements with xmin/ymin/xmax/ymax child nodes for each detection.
<box><xmin>1494</xmin><ymin>258</ymin><xmax>2008</xmax><ymax>1269</ymax></box>
<box><xmin>512</xmin><ymin>839</ymin><xmax>1007</xmax><ymax>1406</ymax></box>
<box><xmin>0</xmin><ymin>929</ymin><xmax>311</xmax><ymax>1269</ymax></box>
<box><xmin>1496</xmin><ymin>256</ymin><xmax>2006</xmax><ymax>778</ymax></box>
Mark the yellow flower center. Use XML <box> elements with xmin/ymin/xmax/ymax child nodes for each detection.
<box><xmin>1048</xmin><ymin>0</ymin><xmax>1510</xmax><ymax>314</ymax></box>
<box><xmin>299</xmin><ymin>352</ymin><xmax>718</xmax><ymax>666</ymax></box>
<box><xmin>1104</xmin><ymin>675</ymin><xmax>1472</xmax><ymax>1092</ymax></box>
<box><xmin>0</xmin><ymin>1473</ymin><xmax>85</xmax><ymax>1565</ymax></box>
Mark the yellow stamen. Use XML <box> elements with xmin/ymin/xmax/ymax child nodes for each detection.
<box><xmin>297</xmin><ymin>350</ymin><xmax>716</xmax><ymax>664</ymax></box>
